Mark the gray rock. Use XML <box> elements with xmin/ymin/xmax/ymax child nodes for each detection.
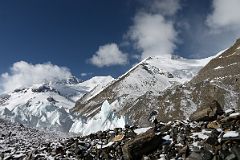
<box><xmin>190</xmin><ymin>100</ymin><xmax>223</xmax><ymax>122</ymax></box>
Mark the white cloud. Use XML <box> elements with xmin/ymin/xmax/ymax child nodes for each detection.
<box><xmin>128</xmin><ymin>13</ymin><xmax>177</xmax><ymax>59</ymax></box>
<box><xmin>89</xmin><ymin>43</ymin><xmax>128</xmax><ymax>67</ymax></box>
<box><xmin>0</xmin><ymin>61</ymin><xmax>72</xmax><ymax>92</ymax></box>
<box><xmin>206</xmin><ymin>0</ymin><xmax>240</xmax><ymax>30</ymax></box>
<box><xmin>127</xmin><ymin>0</ymin><xmax>180</xmax><ymax>60</ymax></box>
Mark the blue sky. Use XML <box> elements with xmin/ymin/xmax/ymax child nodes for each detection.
<box><xmin>0</xmin><ymin>0</ymin><xmax>240</xmax><ymax>80</ymax></box>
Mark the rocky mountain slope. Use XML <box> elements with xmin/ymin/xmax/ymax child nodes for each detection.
<box><xmin>0</xmin><ymin>76</ymin><xmax>114</xmax><ymax>132</ymax></box>
<box><xmin>73</xmin><ymin>54</ymin><xmax>220</xmax><ymax>120</ymax></box>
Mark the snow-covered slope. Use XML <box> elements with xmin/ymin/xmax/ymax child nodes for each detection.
<box><xmin>0</xmin><ymin>76</ymin><xmax>114</xmax><ymax>132</ymax></box>
<box><xmin>73</xmin><ymin>53</ymin><xmax>220</xmax><ymax>119</ymax></box>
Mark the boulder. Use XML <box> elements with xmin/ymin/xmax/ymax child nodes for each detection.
<box><xmin>122</xmin><ymin>128</ymin><xmax>162</xmax><ymax>160</ymax></box>
<box><xmin>186</xmin><ymin>149</ymin><xmax>213</xmax><ymax>160</ymax></box>
<box><xmin>190</xmin><ymin>100</ymin><xmax>224</xmax><ymax>122</ymax></box>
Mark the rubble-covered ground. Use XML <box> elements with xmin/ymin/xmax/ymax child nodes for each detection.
<box><xmin>0</xmin><ymin>119</ymin><xmax>62</xmax><ymax>160</ymax></box>
<box><xmin>1</xmin><ymin>103</ymin><xmax>240</xmax><ymax>160</ymax></box>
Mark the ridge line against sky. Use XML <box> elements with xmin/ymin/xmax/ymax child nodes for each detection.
<box><xmin>0</xmin><ymin>0</ymin><xmax>240</xmax><ymax>87</ymax></box>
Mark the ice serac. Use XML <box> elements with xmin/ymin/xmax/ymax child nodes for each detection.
<box><xmin>0</xmin><ymin>76</ymin><xmax>114</xmax><ymax>132</ymax></box>
<box><xmin>70</xmin><ymin>100</ymin><xmax>126</xmax><ymax>135</ymax></box>
<box><xmin>73</xmin><ymin>53</ymin><xmax>219</xmax><ymax>126</ymax></box>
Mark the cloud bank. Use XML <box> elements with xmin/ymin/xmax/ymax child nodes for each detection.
<box><xmin>89</xmin><ymin>43</ymin><xmax>128</xmax><ymax>67</ymax></box>
<box><xmin>0</xmin><ymin>61</ymin><xmax>72</xmax><ymax>92</ymax></box>
<box><xmin>127</xmin><ymin>0</ymin><xmax>180</xmax><ymax>60</ymax></box>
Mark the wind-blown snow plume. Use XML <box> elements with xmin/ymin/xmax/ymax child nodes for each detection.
<box><xmin>0</xmin><ymin>61</ymin><xmax>72</xmax><ymax>93</ymax></box>
<box><xmin>127</xmin><ymin>0</ymin><xmax>180</xmax><ymax>60</ymax></box>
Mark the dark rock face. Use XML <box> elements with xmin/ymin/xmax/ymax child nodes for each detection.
<box><xmin>189</xmin><ymin>100</ymin><xmax>224</xmax><ymax>121</ymax></box>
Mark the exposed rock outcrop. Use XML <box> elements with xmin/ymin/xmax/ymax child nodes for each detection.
<box><xmin>189</xmin><ymin>100</ymin><xmax>224</xmax><ymax>121</ymax></box>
